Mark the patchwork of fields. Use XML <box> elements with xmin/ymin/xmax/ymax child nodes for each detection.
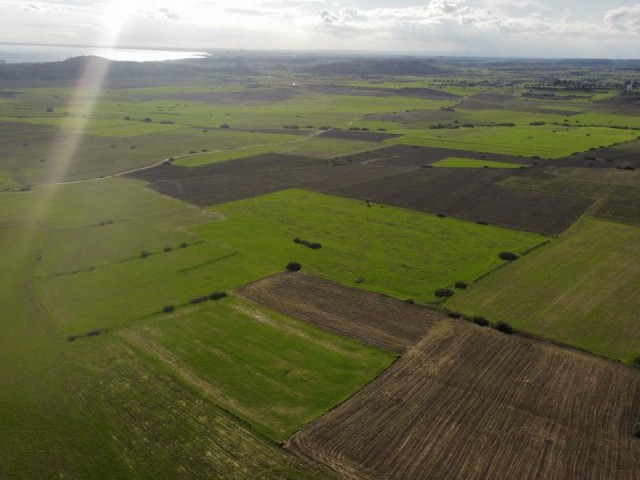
<box><xmin>2</xmin><ymin>62</ymin><xmax>640</xmax><ymax>479</ymax></box>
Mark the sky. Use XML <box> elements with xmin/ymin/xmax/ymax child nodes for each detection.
<box><xmin>1</xmin><ymin>0</ymin><xmax>639</xmax><ymax>58</ymax></box>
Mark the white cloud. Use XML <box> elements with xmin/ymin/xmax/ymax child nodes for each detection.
<box><xmin>605</xmin><ymin>4</ymin><xmax>640</xmax><ymax>32</ymax></box>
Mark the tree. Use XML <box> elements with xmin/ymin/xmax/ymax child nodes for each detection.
<box><xmin>286</xmin><ymin>262</ymin><xmax>302</xmax><ymax>272</ymax></box>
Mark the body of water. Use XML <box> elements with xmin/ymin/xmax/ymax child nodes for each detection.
<box><xmin>0</xmin><ymin>43</ymin><xmax>209</xmax><ymax>64</ymax></box>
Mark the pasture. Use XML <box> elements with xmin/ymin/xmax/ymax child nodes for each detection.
<box><xmin>447</xmin><ymin>218</ymin><xmax>640</xmax><ymax>362</ymax></box>
<box><xmin>431</xmin><ymin>156</ymin><xmax>525</xmax><ymax>168</ymax></box>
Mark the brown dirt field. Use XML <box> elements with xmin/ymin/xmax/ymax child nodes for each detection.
<box><xmin>287</xmin><ymin>318</ymin><xmax>640</xmax><ymax>480</ymax></box>
<box><xmin>128</xmin><ymin>149</ymin><xmax>590</xmax><ymax>234</ymax></box>
<box><xmin>237</xmin><ymin>273</ymin><xmax>442</xmax><ymax>354</ymax></box>
<box><xmin>305</xmin><ymin>84</ymin><xmax>459</xmax><ymax>100</ymax></box>
<box><xmin>320</xmin><ymin>167</ymin><xmax>593</xmax><ymax>235</ymax></box>
<box><xmin>318</xmin><ymin>130</ymin><xmax>403</xmax><ymax>142</ymax></box>
<box><xmin>470</xmin><ymin>92</ymin><xmax>515</xmax><ymax>102</ymax></box>
<box><xmin>157</xmin><ymin>88</ymin><xmax>298</xmax><ymax>103</ymax></box>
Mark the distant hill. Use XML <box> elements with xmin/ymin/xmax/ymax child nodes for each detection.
<box><xmin>304</xmin><ymin>59</ymin><xmax>444</xmax><ymax>76</ymax></box>
<box><xmin>0</xmin><ymin>55</ymin><xmax>257</xmax><ymax>87</ymax></box>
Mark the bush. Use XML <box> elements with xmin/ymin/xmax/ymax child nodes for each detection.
<box><xmin>286</xmin><ymin>262</ymin><xmax>302</xmax><ymax>272</ymax></box>
<box><xmin>163</xmin><ymin>246</ymin><xmax>172</xmax><ymax>252</ymax></box>
<box><xmin>189</xmin><ymin>296</ymin><xmax>208</xmax><ymax>305</ymax></box>
<box><xmin>435</xmin><ymin>288</ymin><xmax>454</xmax><ymax>298</ymax></box>
<box><xmin>446</xmin><ymin>311</ymin><xmax>462</xmax><ymax>319</ymax></box>
<box><xmin>632</xmin><ymin>356</ymin><xmax>640</xmax><ymax>368</ymax></box>
<box><xmin>209</xmin><ymin>291</ymin><xmax>227</xmax><ymax>301</ymax></box>
<box><xmin>405</xmin><ymin>299</ymin><xmax>415</xmax><ymax>305</ymax></box>
<box><xmin>180</xmin><ymin>241</ymin><xmax>188</xmax><ymax>248</ymax></box>
<box><xmin>140</xmin><ymin>251</ymin><xmax>151</xmax><ymax>259</ymax></box>
<box><xmin>46</xmin><ymin>107</ymin><xmax>54</xmax><ymax>113</ymax></box>
<box><xmin>293</xmin><ymin>238</ymin><xmax>302</xmax><ymax>244</ymax></box>
<box><xmin>472</xmin><ymin>316</ymin><xmax>489</xmax><ymax>327</ymax></box>
<box><xmin>498</xmin><ymin>251</ymin><xmax>518</xmax><ymax>261</ymax></box>
<box><xmin>454</xmin><ymin>281</ymin><xmax>467</xmax><ymax>289</ymax></box>
<box><xmin>476</xmin><ymin>221</ymin><xmax>489</xmax><ymax>225</ymax></box>
<box><xmin>220</xmin><ymin>123</ymin><xmax>230</xmax><ymax>128</ymax></box>
<box><xmin>495</xmin><ymin>321</ymin><xmax>513</xmax><ymax>334</ymax></box>
<box><xmin>436</xmin><ymin>212</ymin><xmax>447</xmax><ymax>218</ymax></box>
<box><xmin>162</xmin><ymin>305</ymin><xmax>175</xmax><ymax>313</ymax></box>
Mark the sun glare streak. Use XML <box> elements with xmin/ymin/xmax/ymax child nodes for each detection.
<box><xmin>25</xmin><ymin>0</ymin><xmax>134</xmax><ymax>229</ymax></box>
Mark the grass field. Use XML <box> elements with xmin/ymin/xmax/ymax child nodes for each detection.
<box><xmin>198</xmin><ymin>189</ymin><xmax>546</xmax><ymax>303</ymax></box>
<box><xmin>387</xmin><ymin>125</ymin><xmax>638</xmax><ymax>158</ymax></box>
<box><xmin>447</xmin><ymin>217</ymin><xmax>640</xmax><ymax>362</ymax></box>
<box><xmin>122</xmin><ymin>296</ymin><xmax>395</xmax><ymax>441</ymax></box>
<box><xmin>432</xmin><ymin>157</ymin><xmax>525</xmax><ymax>168</ymax></box>
<box><xmin>37</xmin><ymin>185</ymin><xmax>544</xmax><ymax>334</ymax></box>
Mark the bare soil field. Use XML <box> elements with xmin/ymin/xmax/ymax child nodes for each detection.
<box><xmin>129</xmin><ymin>149</ymin><xmax>592</xmax><ymax>234</ymax></box>
<box><xmin>157</xmin><ymin>88</ymin><xmax>298</xmax><ymax>103</ymax></box>
<box><xmin>347</xmin><ymin>144</ymin><xmax>534</xmax><ymax>167</ymax></box>
<box><xmin>323</xmin><ymin>168</ymin><xmax>593</xmax><ymax>235</ymax></box>
<box><xmin>288</xmin><ymin>319</ymin><xmax>640</xmax><ymax>480</ymax></box>
<box><xmin>237</xmin><ymin>273</ymin><xmax>442</xmax><ymax>353</ymax></box>
<box><xmin>305</xmin><ymin>84</ymin><xmax>460</xmax><ymax>100</ymax></box>
<box><xmin>130</xmin><ymin>154</ymin><xmax>412</xmax><ymax>206</ymax></box>
<box><xmin>318</xmin><ymin>130</ymin><xmax>403</xmax><ymax>142</ymax></box>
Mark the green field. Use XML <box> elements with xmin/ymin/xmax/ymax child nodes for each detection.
<box><xmin>447</xmin><ymin>218</ymin><xmax>640</xmax><ymax>362</ymax></box>
<box><xmin>123</xmin><ymin>296</ymin><xmax>395</xmax><ymax>441</ymax></box>
<box><xmin>432</xmin><ymin>157</ymin><xmax>525</xmax><ymax>169</ymax></box>
<box><xmin>36</xmin><ymin>185</ymin><xmax>545</xmax><ymax>334</ymax></box>
<box><xmin>386</xmin><ymin>125</ymin><xmax>638</xmax><ymax>158</ymax></box>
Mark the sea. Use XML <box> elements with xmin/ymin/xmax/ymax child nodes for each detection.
<box><xmin>0</xmin><ymin>43</ymin><xmax>209</xmax><ymax>64</ymax></box>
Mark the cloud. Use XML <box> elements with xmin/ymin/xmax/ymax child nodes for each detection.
<box><xmin>159</xmin><ymin>7</ymin><xmax>179</xmax><ymax>20</ymax></box>
<box><xmin>605</xmin><ymin>4</ymin><xmax>640</xmax><ymax>32</ymax></box>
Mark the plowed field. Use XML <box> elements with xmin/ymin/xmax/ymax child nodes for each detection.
<box><xmin>288</xmin><ymin>319</ymin><xmax>640</xmax><ymax>479</ymax></box>
<box><xmin>238</xmin><ymin>273</ymin><xmax>443</xmax><ymax>353</ymax></box>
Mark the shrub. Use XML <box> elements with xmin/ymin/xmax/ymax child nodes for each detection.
<box><xmin>436</xmin><ymin>212</ymin><xmax>447</xmax><ymax>218</ymax></box>
<box><xmin>472</xmin><ymin>316</ymin><xmax>489</xmax><ymax>327</ymax></box>
<box><xmin>143</xmin><ymin>117</ymin><xmax>152</xmax><ymax>123</ymax></box>
<box><xmin>286</xmin><ymin>262</ymin><xmax>302</xmax><ymax>272</ymax></box>
<box><xmin>454</xmin><ymin>281</ymin><xmax>467</xmax><ymax>289</ymax></box>
<box><xmin>46</xmin><ymin>107</ymin><xmax>54</xmax><ymax>113</ymax></box>
<box><xmin>163</xmin><ymin>246</ymin><xmax>172</xmax><ymax>252</ymax></box>
<box><xmin>495</xmin><ymin>321</ymin><xmax>513</xmax><ymax>334</ymax></box>
<box><xmin>189</xmin><ymin>296</ymin><xmax>208</xmax><ymax>305</ymax></box>
<box><xmin>405</xmin><ymin>299</ymin><xmax>415</xmax><ymax>305</ymax></box>
<box><xmin>180</xmin><ymin>241</ymin><xmax>188</xmax><ymax>248</ymax></box>
<box><xmin>293</xmin><ymin>238</ymin><xmax>302</xmax><ymax>244</ymax></box>
<box><xmin>476</xmin><ymin>221</ymin><xmax>489</xmax><ymax>225</ymax></box>
<box><xmin>435</xmin><ymin>288</ymin><xmax>454</xmax><ymax>298</ymax></box>
<box><xmin>446</xmin><ymin>311</ymin><xmax>462</xmax><ymax>319</ymax></box>
<box><xmin>306</xmin><ymin>242</ymin><xmax>322</xmax><ymax>250</ymax></box>
<box><xmin>498</xmin><ymin>251</ymin><xmax>518</xmax><ymax>261</ymax></box>
<box><xmin>162</xmin><ymin>305</ymin><xmax>175</xmax><ymax>313</ymax></box>
<box><xmin>354</xmin><ymin>277</ymin><xmax>365</xmax><ymax>284</ymax></box>
<box><xmin>632</xmin><ymin>356</ymin><xmax>640</xmax><ymax>368</ymax></box>
<box><xmin>209</xmin><ymin>291</ymin><xmax>227</xmax><ymax>301</ymax></box>
<box><xmin>140</xmin><ymin>251</ymin><xmax>151</xmax><ymax>259</ymax></box>
<box><xmin>220</xmin><ymin>123</ymin><xmax>230</xmax><ymax>128</ymax></box>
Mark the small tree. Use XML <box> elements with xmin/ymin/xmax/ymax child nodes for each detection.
<box><xmin>140</xmin><ymin>251</ymin><xmax>151</xmax><ymax>259</ymax></box>
<box><xmin>209</xmin><ymin>291</ymin><xmax>227</xmax><ymax>301</ymax></box>
<box><xmin>162</xmin><ymin>305</ymin><xmax>175</xmax><ymax>313</ymax></box>
<box><xmin>472</xmin><ymin>316</ymin><xmax>489</xmax><ymax>327</ymax></box>
<box><xmin>454</xmin><ymin>281</ymin><xmax>467</xmax><ymax>289</ymax></box>
<box><xmin>286</xmin><ymin>262</ymin><xmax>302</xmax><ymax>272</ymax></box>
<box><xmin>435</xmin><ymin>288</ymin><xmax>454</xmax><ymax>298</ymax></box>
<box><xmin>498</xmin><ymin>252</ymin><xmax>518</xmax><ymax>261</ymax></box>
<box><xmin>495</xmin><ymin>321</ymin><xmax>513</xmax><ymax>334</ymax></box>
